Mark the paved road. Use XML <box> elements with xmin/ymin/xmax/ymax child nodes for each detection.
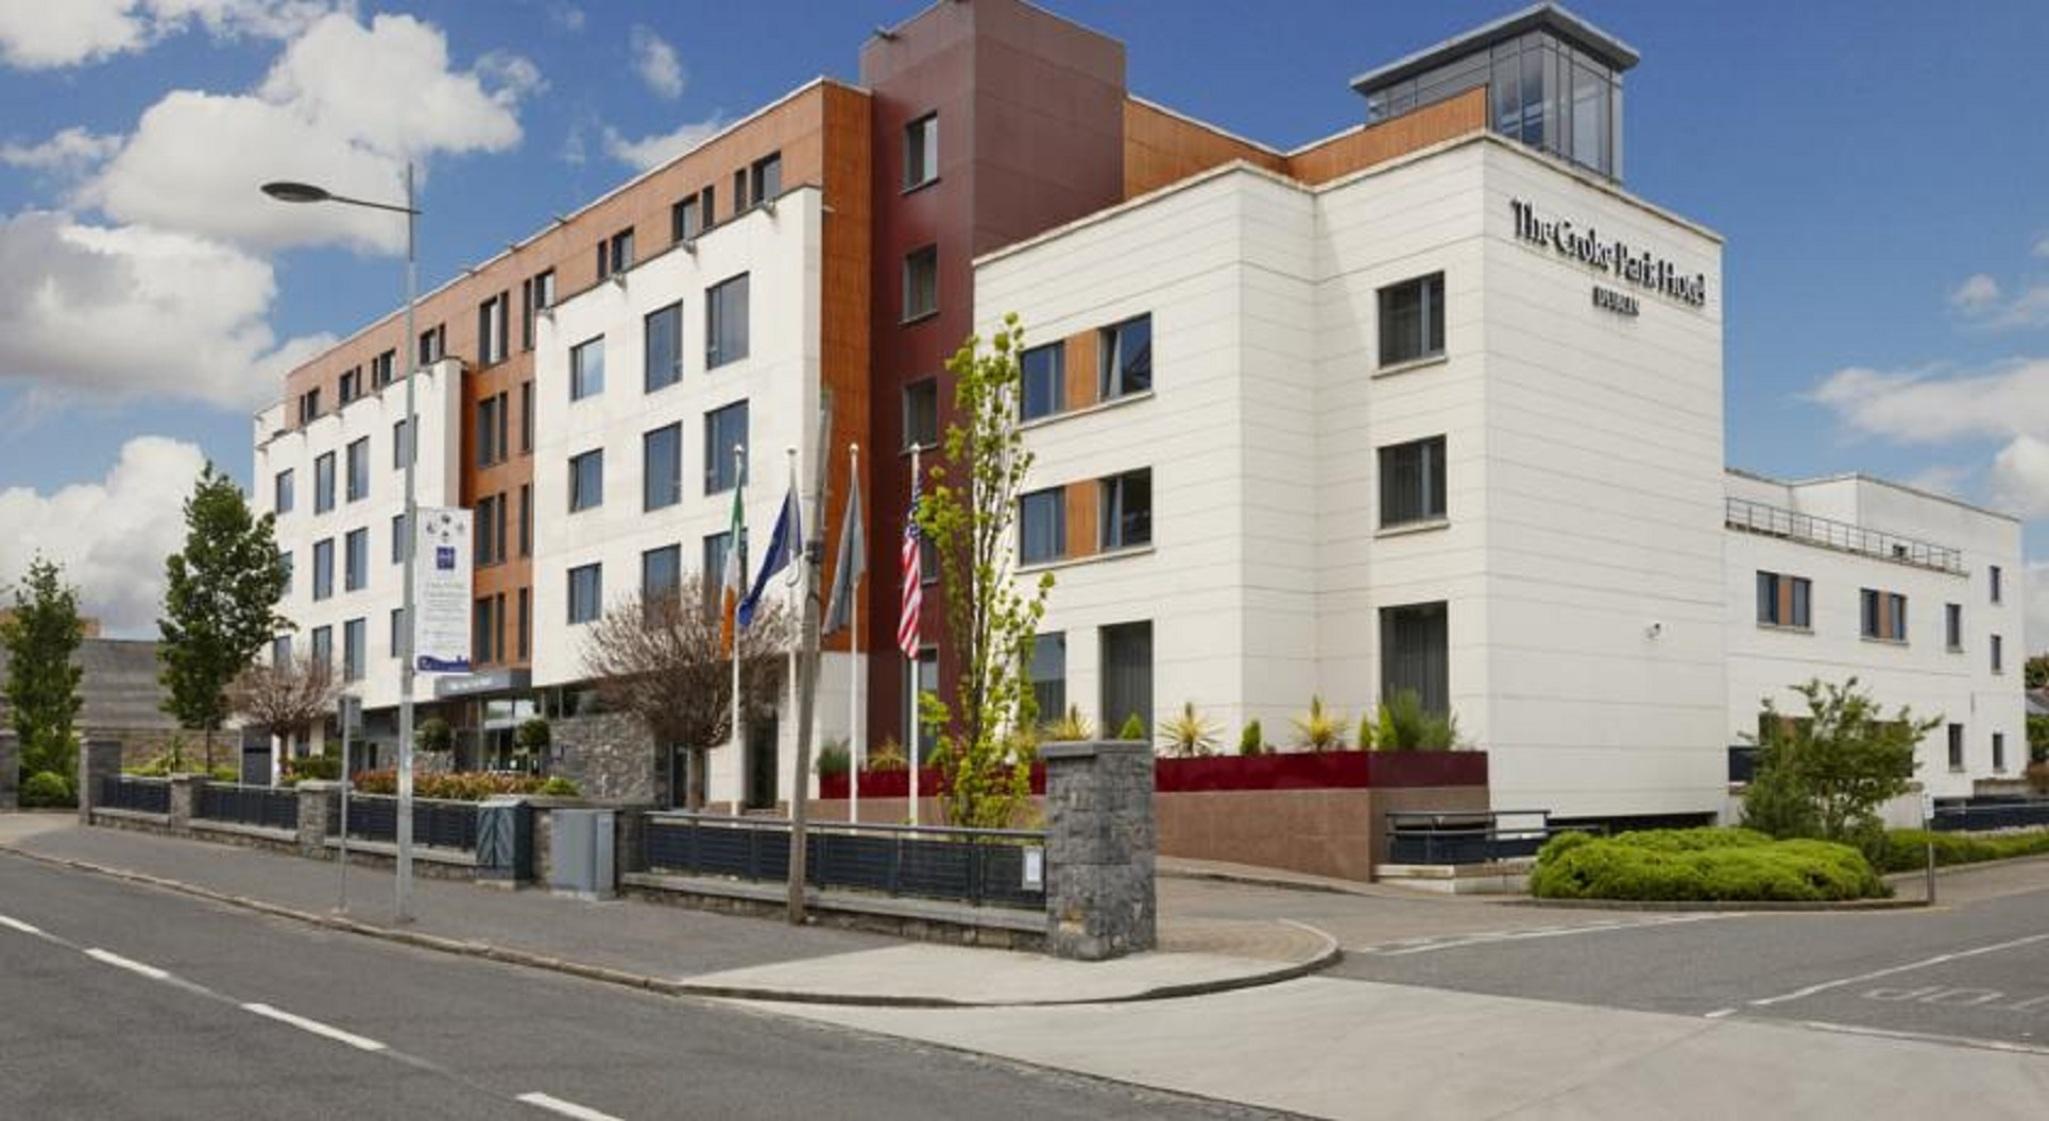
<box><xmin>0</xmin><ymin>857</ymin><xmax>1285</xmax><ymax>1121</ymax></box>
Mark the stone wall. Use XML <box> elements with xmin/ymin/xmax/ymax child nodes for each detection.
<box><xmin>1042</xmin><ymin>740</ymin><xmax>1156</xmax><ymax>961</ymax></box>
<box><xmin>0</xmin><ymin>730</ymin><xmax>17</xmax><ymax>811</ymax></box>
<box><xmin>552</xmin><ymin>712</ymin><xmax>666</xmax><ymax>805</ymax></box>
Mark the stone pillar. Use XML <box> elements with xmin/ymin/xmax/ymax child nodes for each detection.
<box><xmin>296</xmin><ymin>781</ymin><xmax>339</xmax><ymax>858</ymax></box>
<box><xmin>1041</xmin><ymin>740</ymin><xmax>1157</xmax><ymax>961</ymax></box>
<box><xmin>167</xmin><ymin>774</ymin><xmax>207</xmax><ymax>829</ymax></box>
<box><xmin>77</xmin><ymin>739</ymin><xmax>123</xmax><ymax>824</ymax></box>
<box><xmin>0</xmin><ymin>730</ymin><xmax>18</xmax><ymax>812</ymax></box>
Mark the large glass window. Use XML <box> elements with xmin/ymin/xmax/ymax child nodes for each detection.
<box><xmin>1100</xmin><ymin>470</ymin><xmax>1152</xmax><ymax>550</ymax></box>
<box><xmin>314</xmin><ymin>452</ymin><xmax>335</xmax><ymax>513</ymax></box>
<box><xmin>1098</xmin><ymin>315</ymin><xmax>1152</xmax><ymax>400</ymax></box>
<box><xmin>478</xmin><ymin>292</ymin><xmax>508</xmax><ymax>366</ymax></box>
<box><xmin>346</xmin><ymin>439</ymin><xmax>367</xmax><ymax>504</ymax></box>
<box><xmin>571</xmin><ymin>337</ymin><xmax>605</xmax><ymax>401</ymax></box>
<box><xmin>310</xmin><ymin>625</ymin><xmax>332</xmax><ymax>670</ymax></box>
<box><xmin>569</xmin><ymin>450</ymin><xmax>604</xmax><ymax>512</ymax></box>
<box><xmin>645</xmin><ymin>302</ymin><xmax>683</xmax><ymax>392</ymax></box>
<box><xmin>903</xmin><ymin>246</ymin><xmax>938</xmax><ymax>321</ymax></box>
<box><xmin>642</xmin><ymin>545</ymin><xmax>681</xmax><ymax>602</ymax></box>
<box><xmin>1020</xmin><ymin>342</ymin><xmax>1065</xmax><ymax>422</ymax></box>
<box><xmin>597</xmin><ymin>228</ymin><xmax>634</xmax><ymax>279</ymax></box>
<box><xmin>1861</xmin><ymin>589</ymin><xmax>1908</xmax><ymax>642</ymax></box>
<box><xmin>475</xmin><ymin>495</ymin><xmax>501</xmax><ymax>567</ymax></box>
<box><xmin>568</xmin><ymin>563</ymin><xmax>603</xmax><ymax>625</ymax></box>
<box><xmin>749</xmin><ymin>152</ymin><xmax>781</xmax><ymax>206</ymax></box>
<box><xmin>904</xmin><ymin>112</ymin><xmax>938</xmax><ymax>189</ymax></box>
<box><xmin>344</xmin><ymin>528</ymin><xmax>368</xmax><ymax>592</ymax></box>
<box><xmin>1369</xmin><ymin>32</ymin><xmax>1620</xmax><ymax>178</ymax></box>
<box><xmin>1756</xmin><ymin>571</ymin><xmax>1812</xmax><ymax>629</ymax></box>
<box><xmin>342</xmin><ymin>618</ymin><xmax>365</xmax><ymax>683</ymax></box>
<box><xmin>704</xmin><ymin>401</ymin><xmax>748</xmax><ymax>493</ymax></box>
<box><xmin>312</xmin><ymin>538</ymin><xmax>334</xmax><ymax>601</ymax></box>
<box><xmin>1378</xmin><ymin>273</ymin><xmax>1445</xmax><ymax>367</ymax></box>
<box><xmin>1100</xmin><ymin>621</ymin><xmax>1154</xmax><ymax>737</ymax></box>
<box><xmin>274</xmin><ymin>469</ymin><xmax>294</xmax><ymax>515</ymax></box>
<box><xmin>1019</xmin><ymin>488</ymin><xmax>1066</xmax><ymax>565</ymax></box>
<box><xmin>1030</xmin><ymin>632</ymin><xmax>1065</xmax><ymax>723</ymax></box>
<box><xmin>1381</xmin><ymin>601</ymin><xmax>1449</xmax><ymax>715</ymax></box>
<box><xmin>706</xmin><ymin>273</ymin><xmax>749</xmax><ymax>367</ymax></box>
<box><xmin>644</xmin><ymin>423</ymin><xmax>682</xmax><ymax>510</ymax></box>
<box><xmin>1378</xmin><ymin>436</ymin><xmax>1447</xmax><ymax>527</ymax></box>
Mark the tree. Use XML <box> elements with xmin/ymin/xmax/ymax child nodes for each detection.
<box><xmin>227</xmin><ymin>652</ymin><xmax>337</xmax><ymax>758</ymax></box>
<box><xmin>2025</xmin><ymin>653</ymin><xmax>2048</xmax><ymax>690</ymax></box>
<box><xmin>580</xmin><ymin>576</ymin><xmax>791</xmax><ymax>808</ymax></box>
<box><xmin>2</xmin><ymin>556</ymin><xmax>85</xmax><ymax>778</ymax></box>
<box><xmin>915</xmin><ymin>314</ymin><xmax>1054</xmax><ymax>829</ymax></box>
<box><xmin>1741</xmin><ymin>677</ymin><xmax>1938</xmax><ymax>846</ymax></box>
<box><xmin>158</xmin><ymin>464</ymin><xmax>290</xmax><ymax>771</ymax></box>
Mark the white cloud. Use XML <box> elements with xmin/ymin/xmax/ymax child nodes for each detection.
<box><xmin>550</xmin><ymin>4</ymin><xmax>585</xmax><ymax>32</ymax></box>
<box><xmin>1808</xmin><ymin>359</ymin><xmax>2049</xmax><ymax>446</ymax></box>
<box><xmin>1950</xmin><ymin>273</ymin><xmax>2001</xmax><ymax>313</ymax></box>
<box><xmin>630</xmin><ymin>25</ymin><xmax>683</xmax><ymax>99</ymax></box>
<box><xmin>0</xmin><ymin>127</ymin><xmax>124</xmax><ymax>172</ymax></box>
<box><xmin>601</xmin><ymin>118</ymin><xmax>723</xmax><ymax>172</ymax></box>
<box><xmin>2027</xmin><ymin>563</ymin><xmax>2049</xmax><ymax>657</ymax></box>
<box><xmin>0</xmin><ymin>210</ymin><xmax>332</xmax><ymax>408</ymax></box>
<box><xmin>77</xmin><ymin>13</ymin><xmax>538</xmax><ymax>254</ymax></box>
<box><xmin>0</xmin><ymin>0</ymin><xmax>339</xmax><ymax>69</ymax></box>
<box><xmin>0</xmin><ymin>436</ymin><xmax>209</xmax><ymax>637</ymax></box>
<box><xmin>1989</xmin><ymin>435</ymin><xmax>2049</xmax><ymax>520</ymax></box>
<box><xmin>2033</xmin><ymin>235</ymin><xmax>2049</xmax><ymax>260</ymax></box>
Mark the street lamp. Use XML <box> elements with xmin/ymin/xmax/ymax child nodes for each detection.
<box><xmin>263</xmin><ymin>165</ymin><xmax>423</xmax><ymax>923</ymax></box>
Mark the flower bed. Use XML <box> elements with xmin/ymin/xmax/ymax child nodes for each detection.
<box><xmin>817</xmin><ymin>749</ymin><xmax>1488</xmax><ymax>799</ymax></box>
<box><xmin>1530</xmin><ymin>827</ymin><xmax>1888</xmax><ymax>902</ymax></box>
<box><xmin>349</xmin><ymin>770</ymin><xmax>576</xmax><ymax>801</ymax></box>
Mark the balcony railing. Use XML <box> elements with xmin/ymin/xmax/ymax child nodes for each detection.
<box><xmin>1725</xmin><ymin>497</ymin><xmax>1965</xmax><ymax>575</ymax></box>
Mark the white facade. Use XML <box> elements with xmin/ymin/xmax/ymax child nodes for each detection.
<box><xmin>529</xmin><ymin>186</ymin><xmax>849</xmax><ymax>804</ymax></box>
<box><xmin>253</xmin><ymin>359</ymin><xmax>463</xmax><ymax>720</ymax></box>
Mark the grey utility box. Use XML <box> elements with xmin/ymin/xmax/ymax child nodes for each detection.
<box><xmin>549</xmin><ymin>809</ymin><xmax>616</xmax><ymax>899</ymax></box>
<box><xmin>476</xmin><ymin>797</ymin><xmax>534</xmax><ymax>885</ymax></box>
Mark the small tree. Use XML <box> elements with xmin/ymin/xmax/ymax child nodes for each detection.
<box><xmin>158</xmin><ymin>464</ymin><xmax>289</xmax><ymax>771</ymax></box>
<box><xmin>915</xmin><ymin>315</ymin><xmax>1054</xmax><ymax>829</ymax></box>
<box><xmin>1239</xmin><ymin>719</ymin><xmax>1265</xmax><ymax>756</ymax></box>
<box><xmin>1741</xmin><ymin>678</ymin><xmax>1937</xmax><ymax>845</ymax></box>
<box><xmin>2024</xmin><ymin>653</ymin><xmax>2048</xmax><ymax>690</ymax></box>
<box><xmin>580</xmin><ymin>576</ymin><xmax>791</xmax><ymax>808</ymax></box>
<box><xmin>1157</xmin><ymin>702</ymin><xmax>1220</xmax><ymax>758</ymax></box>
<box><xmin>416</xmin><ymin>716</ymin><xmax>454</xmax><ymax>756</ymax></box>
<box><xmin>514</xmin><ymin>717</ymin><xmax>552</xmax><ymax>773</ymax></box>
<box><xmin>2</xmin><ymin>557</ymin><xmax>85</xmax><ymax>779</ymax></box>
<box><xmin>227</xmin><ymin>652</ymin><xmax>337</xmax><ymax>763</ymax></box>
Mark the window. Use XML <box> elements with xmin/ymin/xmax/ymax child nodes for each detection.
<box><xmin>417</xmin><ymin>323</ymin><xmax>445</xmax><ymax>366</ymax></box>
<box><xmin>344</xmin><ymin>528</ymin><xmax>367</xmax><ymax>592</ymax></box>
<box><xmin>1382</xmin><ymin>601</ymin><xmax>1449</xmax><ymax>715</ymax></box>
<box><xmin>390</xmin><ymin>608</ymin><xmax>405</xmax><ymax>659</ymax></box>
<box><xmin>312</xmin><ymin>538</ymin><xmax>334</xmax><ymax>601</ymax></box>
<box><xmin>672</xmin><ymin>194</ymin><xmax>702</xmax><ymax>242</ymax></box>
<box><xmin>1861</xmin><ymin>589</ymin><xmax>1908</xmax><ymax>642</ymax></box>
<box><xmin>274</xmin><ymin>469</ymin><xmax>294</xmax><ymax>515</ymax></box>
<box><xmin>271</xmin><ymin>635</ymin><xmax>291</xmax><ymax>668</ymax></box>
<box><xmin>476</xmin><ymin>495</ymin><xmax>500</xmax><ymax>567</ymax></box>
<box><xmin>517</xmin><ymin>588</ymin><xmax>530</xmax><ymax>661</ymax></box>
<box><xmin>1020</xmin><ymin>343</ymin><xmax>1064</xmax><ymax>421</ymax></box>
<box><xmin>279</xmin><ymin>550</ymin><xmax>293</xmax><ymax>596</ymax></box>
<box><xmin>299</xmin><ymin>388</ymin><xmax>322</xmax><ymax>425</ymax></box>
<box><xmin>645</xmin><ymin>302</ymin><xmax>683</xmax><ymax>392</ymax></box>
<box><xmin>733</xmin><ymin>169</ymin><xmax>747</xmax><ymax>216</ymax></box>
<box><xmin>1099</xmin><ymin>314</ymin><xmax>1152</xmax><ymax>399</ymax></box>
<box><xmin>339</xmin><ymin>366</ymin><xmax>361</xmax><ymax>405</ymax></box>
<box><xmin>704</xmin><ymin>401</ymin><xmax>748</xmax><ymax>493</ymax></box>
<box><xmin>568</xmin><ymin>563</ymin><xmax>603</xmax><ymax>624</ymax></box>
<box><xmin>1100</xmin><ymin>621</ymin><xmax>1154</xmax><ymax>737</ymax></box>
<box><xmin>902</xmin><ymin>245</ymin><xmax>938</xmax><ymax>321</ymax></box>
<box><xmin>920</xmin><ymin>535</ymin><xmax>938</xmax><ymax>585</ymax></box>
<box><xmin>346</xmin><ymin>437</ymin><xmax>369</xmax><ymax>502</ymax></box>
<box><xmin>1992</xmin><ymin>634</ymin><xmax>2004</xmax><ymax>674</ymax></box>
<box><xmin>1378</xmin><ymin>436</ymin><xmax>1447</xmax><ymax>527</ymax></box>
<box><xmin>706</xmin><ymin>273</ymin><xmax>749</xmax><ymax>367</ymax></box>
<box><xmin>1019</xmin><ymin>488</ymin><xmax>1066</xmax><ymax>565</ymax></box>
<box><xmin>1990</xmin><ymin>565</ymin><xmax>2003</xmax><ymax>604</ymax></box>
<box><xmin>906</xmin><ymin>647</ymin><xmax>939</xmax><ymax>764</ymax></box>
<box><xmin>523</xmin><ymin>270</ymin><xmax>555</xmax><ymax>351</ymax></box>
<box><xmin>310</xmin><ymin>625</ymin><xmax>332</xmax><ymax>670</ymax></box>
<box><xmin>1994</xmin><ymin>732</ymin><xmax>2008</xmax><ymax>772</ymax></box>
<box><xmin>1946</xmin><ymin>604</ymin><xmax>1963</xmax><ymax>651</ymax></box>
<box><xmin>314</xmin><ymin>452</ymin><xmax>335</xmax><ymax>513</ymax></box>
<box><xmin>478</xmin><ymin>292</ymin><xmax>508</xmax><ymax>366</ymax></box>
<box><xmin>644</xmin><ymin>423</ymin><xmax>682</xmax><ymax>510</ymax></box>
<box><xmin>478</xmin><ymin>391</ymin><xmax>509</xmax><ymax>466</ymax></box>
<box><xmin>904</xmin><ymin>112</ymin><xmax>938</xmax><ymax>189</ymax></box>
<box><xmin>370</xmin><ymin>350</ymin><xmax>395</xmax><ymax>389</ymax></box>
<box><xmin>570</xmin><ymin>337</ymin><xmax>605</xmax><ymax>400</ymax></box>
<box><xmin>1379</xmin><ymin>272</ymin><xmax>1446</xmax><ymax>367</ymax></box>
<box><xmin>392</xmin><ymin>420</ymin><xmax>411</xmax><ymax>470</ymax></box>
<box><xmin>1030</xmin><ymin>632</ymin><xmax>1065</xmax><ymax>720</ymax></box>
<box><xmin>642</xmin><ymin>544</ymin><xmax>681</xmax><ymax>602</ymax></box>
<box><xmin>1756</xmin><ymin>572</ymin><xmax>1813</xmax><ymax>629</ymax></box>
<box><xmin>903</xmin><ymin>379</ymin><xmax>938</xmax><ymax>450</ymax></box>
<box><xmin>521</xmin><ymin>381</ymin><xmax>533</xmax><ymax>453</ymax></box>
<box><xmin>342</xmin><ymin>618</ymin><xmax>365</xmax><ymax>683</ymax></box>
<box><xmin>391</xmin><ymin>513</ymin><xmax>406</xmax><ymax>565</ymax></box>
<box><xmin>748</xmin><ymin>152</ymin><xmax>781</xmax><ymax>206</ymax></box>
<box><xmin>473</xmin><ymin>595</ymin><xmax>499</xmax><ymax>667</ymax></box>
<box><xmin>597</xmin><ymin>228</ymin><xmax>634</xmax><ymax>279</ymax></box>
<box><xmin>1947</xmin><ymin>723</ymin><xmax>1965</xmax><ymax>771</ymax></box>
<box><xmin>1100</xmin><ymin>470</ymin><xmax>1152</xmax><ymax>550</ymax></box>
<box><xmin>569</xmin><ymin>450</ymin><xmax>604</xmax><ymax>512</ymax></box>
<box><xmin>518</xmin><ymin>484</ymin><xmax>531</xmax><ymax>557</ymax></box>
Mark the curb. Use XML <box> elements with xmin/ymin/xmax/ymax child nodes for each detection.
<box><xmin>1157</xmin><ymin>866</ymin><xmax>1373</xmax><ymax>898</ymax></box>
<box><xmin>0</xmin><ymin>844</ymin><xmax>1341</xmax><ymax>1008</ymax></box>
<box><xmin>1501</xmin><ymin>895</ymin><xmax>1927</xmax><ymax>913</ymax></box>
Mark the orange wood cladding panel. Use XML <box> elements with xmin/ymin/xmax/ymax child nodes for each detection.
<box><xmin>1063</xmin><ymin>328</ymin><xmax>1098</xmax><ymax>413</ymax></box>
<box><xmin>1286</xmin><ymin>87</ymin><xmax>1489</xmax><ymax>185</ymax></box>
<box><xmin>1064</xmin><ymin>479</ymin><xmax>1097</xmax><ymax>560</ymax></box>
<box><xmin>1122</xmin><ymin>99</ymin><xmax>1285</xmax><ymax>200</ymax></box>
<box><xmin>816</xmin><ymin>82</ymin><xmax>874</xmax><ymax>656</ymax></box>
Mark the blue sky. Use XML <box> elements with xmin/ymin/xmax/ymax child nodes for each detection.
<box><xmin>1</xmin><ymin>0</ymin><xmax>2046</xmax><ymax>639</ymax></box>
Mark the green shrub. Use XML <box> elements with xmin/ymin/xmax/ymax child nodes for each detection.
<box><xmin>1239</xmin><ymin>720</ymin><xmax>1264</xmax><ymax>756</ymax></box>
<box><xmin>816</xmin><ymin>741</ymin><xmax>851</xmax><ymax>777</ymax></box>
<box><xmin>285</xmin><ymin>754</ymin><xmax>341</xmax><ymax>782</ymax></box>
<box><xmin>1530</xmin><ymin>827</ymin><xmax>1886</xmax><ymax>902</ymax></box>
<box><xmin>349</xmin><ymin>769</ymin><xmax>553</xmax><ymax>801</ymax></box>
<box><xmin>1875</xmin><ymin>828</ymin><xmax>2049</xmax><ymax>873</ymax></box>
<box><xmin>416</xmin><ymin>717</ymin><xmax>454</xmax><ymax>754</ymax></box>
<box><xmin>537</xmin><ymin>777</ymin><xmax>581</xmax><ymax>797</ymax></box>
<box><xmin>21</xmin><ymin>770</ymin><xmax>74</xmax><ymax>808</ymax></box>
<box><xmin>1116</xmin><ymin>713</ymin><xmax>1146</xmax><ymax>741</ymax></box>
<box><xmin>1369</xmin><ymin>690</ymin><xmax>1459</xmax><ymax>751</ymax></box>
<box><xmin>1291</xmin><ymin>696</ymin><xmax>1346</xmax><ymax>751</ymax></box>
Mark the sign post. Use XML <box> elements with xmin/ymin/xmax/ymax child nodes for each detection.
<box><xmin>1921</xmin><ymin>789</ymin><xmax>1937</xmax><ymax>906</ymax></box>
<box><xmin>336</xmin><ymin>694</ymin><xmax>361</xmax><ymax>912</ymax></box>
<box><xmin>405</xmin><ymin>507</ymin><xmax>473</xmax><ymax>920</ymax></box>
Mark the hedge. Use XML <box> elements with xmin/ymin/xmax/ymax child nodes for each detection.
<box><xmin>1876</xmin><ymin>828</ymin><xmax>2049</xmax><ymax>873</ymax></box>
<box><xmin>20</xmin><ymin>771</ymin><xmax>75</xmax><ymax>808</ymax></box>
<box><xmin>349</xmin><ymin>770</ymin><xmax>573</xmax><ymax>801</ymax></box>
<box><xmin>1531</xmin><ymin>827</ymin><xmax>1888</xmax><ymax>902</ymax></box>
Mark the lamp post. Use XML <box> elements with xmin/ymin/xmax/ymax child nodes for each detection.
<box><xmin>263</xmin><ymin>165</ymin><xmax>422</xmax><ymax>923</ymax></box>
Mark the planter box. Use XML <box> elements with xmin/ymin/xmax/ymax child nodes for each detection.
<box><xmin>1155</xmin><ymin>749</ymin><xmax>1485</xmax><ymax>793</ymax></box>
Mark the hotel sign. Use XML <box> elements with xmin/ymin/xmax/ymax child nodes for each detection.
<box><xmin>1510</xmin><ymin>198</ymin><xmax>1708</xmax><ymax>309</ymax></box>
<box><xmin>411</xmin><ymin>506</ymin><xmax>473</xmax><ymax>675</ymax></box>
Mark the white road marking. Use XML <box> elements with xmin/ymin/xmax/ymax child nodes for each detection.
<box><xmin>1749</xmin><ymin>933</ymin><xmax>2049</xmax><ymax>1008</ymax></box>
<box><xmin>0</xmin><ymin>914</ymin><xmax>42</xmax><ymax>935</ymax></box>
<box><xmin>241</xmin><ymin>1002</ymin><xmax>387</xmax><ymax>1052</ymax></box>
<box><xmin>84</xmin><ymin>947</ymin><xmax>172</xmax><ymax>981</ymax></box>
<box><xmin>1360</xmin><ymin>914</ymin><xmax>1726</xmax><ymax>956</ymax></box>
<box><xmin>1703</xmin><ymin>1008</ymin><xmax>1737</xmax><ymax>1019</ymax></box>
<box><xmin>1797</xmin><ymin>1019</ymin><xmax>2049</xmax><ymax>1057</ymax></box>
<box><xmin>517</xmin><ymin>1091</ymin><xmax>626</xmax><ymax>1121</ymax></box>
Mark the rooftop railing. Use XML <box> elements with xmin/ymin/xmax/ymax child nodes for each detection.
<box><xmin>1725</xmin><ymin>497</ymin><xmax>1965</xmax><ymax>575</ymax></box>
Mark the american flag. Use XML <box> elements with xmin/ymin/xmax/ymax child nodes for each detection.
<box><xmin>897</xmin><ymin>447</ymin><xmax>923</xmax><ymax>660</ymax></box>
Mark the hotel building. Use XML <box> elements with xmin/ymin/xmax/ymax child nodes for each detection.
<box><xmin>254</xmin><ymin>1</ymin><xmax>2023</xmax><ymax>825</ymax></box>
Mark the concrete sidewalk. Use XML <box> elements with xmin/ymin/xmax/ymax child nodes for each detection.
<box><xmin>0</xmin><ymin>814</ymin><xmax>1333</xmax><ymax>1006</ymax></box>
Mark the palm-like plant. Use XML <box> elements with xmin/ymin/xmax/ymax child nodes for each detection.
<box><xmin>1292</xmin><ymin>695</ymin><xmax>1347</xmax><ymax>752</ymax></box>
<box><xmin>1157</xmin><ymin>702</ymin><xmax>1220</xmax><ymax>757</ymax></box>
<box><xmin>1042</xmin><ymin>704</ymin><xmax>1094</xmax><ymax>742</ymax></box>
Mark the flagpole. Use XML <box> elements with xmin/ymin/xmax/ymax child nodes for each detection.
<box><xmin>908</xmin><ymin>444</ymin><xmax>921</xmax><ymax>829</ymax></box>
<box><xmin>849</xmin><ymin>442</ymin><xmax>863</xmax><ymax>826</ymax></box>
<box><xmin>785</xmin><ymin>446</ymin><xmax>799</xmax><ymax>816</ymax></box>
